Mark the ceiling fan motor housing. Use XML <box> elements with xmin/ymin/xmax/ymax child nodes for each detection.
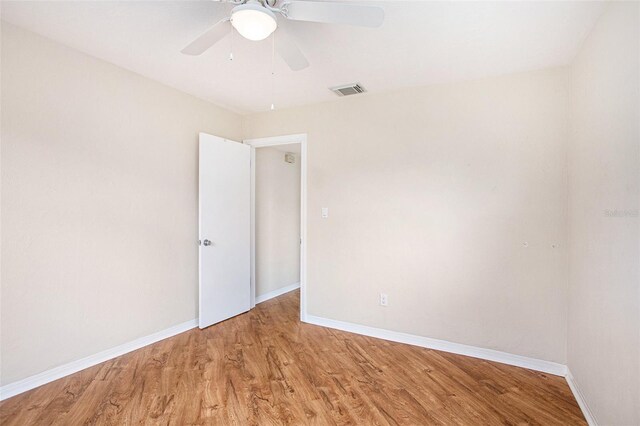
<box><xmin>231</xmin><ymin>1</ymin><xmax>278</xmax><ymax>41</ymax></box>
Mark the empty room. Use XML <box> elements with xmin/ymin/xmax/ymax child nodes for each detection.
<box><xmin>0</xmin><ymin>1</ymin><xmax>638</xmax><ymax>425</ymax></box>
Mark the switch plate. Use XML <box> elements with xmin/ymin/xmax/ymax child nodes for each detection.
<box><xmin>321</xmin><ymin>207</ymin><xmax>329</xmax><ymax>218</ymax></box>
<box><xmin>379</xmin><ymin>293</ymin><xmax>388</xmax><ymax>307</ymax></box>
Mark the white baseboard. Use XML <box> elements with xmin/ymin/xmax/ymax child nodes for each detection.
<box><xmin>255</xmin><ymin>282</ymin><xmax>300</xmax><ymax>304</ymax></box>
<box><xmin>0</xmin><ymin>318</ymin><xmax>198</xmax><ymax>401</ymax></box>
<box><xmin>304</xmin><ymin>315</ymin><xmax>567</xmax><ymax>377</ymax></box>
<box><xmin>566</xmin><ymin>369</ymin><xmax>597</xmax><ymax>425</ymax></box>
<box><xmin>306</xmin><ymin>314</ymin><xmax>601</xmax><ymax>423</ymax></box>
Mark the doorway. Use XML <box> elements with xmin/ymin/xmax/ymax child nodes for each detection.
<box><xmin>244</xmin><ymin>134</ymin><xmax>308</xmax><ymax>321</ymax></box>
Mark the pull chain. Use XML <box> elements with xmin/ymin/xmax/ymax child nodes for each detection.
<box><xmin>229</xmin><ymin>28</ymin><xmax>234</xmax><ymax>61</ymax></box>
<box><xmin>270</xmin><ymin>32</ymin><xmax>275</xmax><ymax>111</ymax></box>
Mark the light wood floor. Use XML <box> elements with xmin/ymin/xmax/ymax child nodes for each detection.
<box><xmin>0</xmin><ymin>290</ymin><xmax>585</xmax><ymax>425</ymax></box>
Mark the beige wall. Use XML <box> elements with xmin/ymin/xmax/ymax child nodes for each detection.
<box><xmin>0</xmin><ymin>23</ymin><xmax>242</xmax><ymax>385</ymax></box>
<box><xmin>567</xmin><ymin>3</ymin><xmax>640</xmax><ymax>425</ymax></box>
<box><xmin>255</xmin><ymin>147</ymin><xmax>301</xmax><ymax>297</ymax></box>
<box><xmin>244</xmin><ymin>67</ymin><xmax>570</xmax><ymax>363</ymax></box>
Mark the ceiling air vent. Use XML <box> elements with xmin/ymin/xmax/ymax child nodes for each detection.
<box><xmin>330</xmin><ymin>83</ymin><xmax>366</xmax><ymax>97</ymax></box>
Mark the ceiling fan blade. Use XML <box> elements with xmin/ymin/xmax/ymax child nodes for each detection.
<box><xmin>181</xmin><ymin>19</ymin><xmax>231</xmax><ymax>55</ymax></box>
<box><xmin>283</xmin><ymin>1</ymin><xmax>384</xmax><ymax>28</ymax></box>
<box><xmin>276</xmin><ymin>28</ymin><xmax>309</xmax><ymax>71</ymax></box>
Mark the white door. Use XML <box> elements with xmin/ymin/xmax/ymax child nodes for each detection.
<box><xmin>199</xmin><ymin>133</ymin><xmax>251</xmax><ymax>329</ymax></box>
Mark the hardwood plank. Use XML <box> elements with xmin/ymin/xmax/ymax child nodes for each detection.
<box><xmin>0</xmin><ymin>290</ymin><xmax>586</xmax><ymax>425</ymax></box>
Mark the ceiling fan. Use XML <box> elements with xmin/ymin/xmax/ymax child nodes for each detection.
<box><xmin>181</xmin><ymin>0</ymin><xmax>385</xmax><ymax>71</ymax></box>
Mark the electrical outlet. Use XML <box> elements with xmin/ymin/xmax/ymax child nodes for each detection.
<box><xmin>379</xmin><ymin>293</ymin><xmax>388</xmax><ymax>307</ymax></box>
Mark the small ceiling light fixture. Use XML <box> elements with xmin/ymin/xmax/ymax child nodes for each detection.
<box><xmin>231</xmin><ymin>1</ymin><xmax>278</xmax><ymax>41</ymax></box>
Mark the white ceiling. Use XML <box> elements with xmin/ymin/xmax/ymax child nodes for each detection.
<box><xmin>1</xmin><ymin>1</ymin><xmax>607</xmax><ymax>114</ymax></box>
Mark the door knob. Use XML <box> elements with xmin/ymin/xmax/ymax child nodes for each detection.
<box><xmin>203</xmin><ymin>239</ymin><xmax>212</xmax><ymax>246</ymax></box>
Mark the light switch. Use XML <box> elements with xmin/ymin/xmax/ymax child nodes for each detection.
<box><xmin>321</xmin><ymin>207</ymin><xmax>329</xmax><ymax>218</ymax></box>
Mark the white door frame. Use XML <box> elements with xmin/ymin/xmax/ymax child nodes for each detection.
<box><xmin>243</xmin><ymin>133</ymin><xmax>308</xmax><ymax>321</ymax></box>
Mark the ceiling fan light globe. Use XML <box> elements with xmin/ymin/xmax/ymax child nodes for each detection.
<box><xmin>231</xmin><ymin>3</ymin><xmax>277</xmax><ymax>41</ymax></box>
